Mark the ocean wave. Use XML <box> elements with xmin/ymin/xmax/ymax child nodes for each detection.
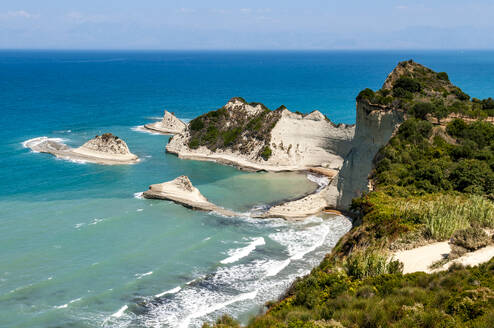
<box><xmin>306</xmin><ymin>173</ymin><xmax>330</xmax><ymax>192</ymax></box>
<box><xmin>111</xmin><ymin>305</ymin><xmax>128</xmax><ymax>318</ymax></box>
<box><xmin>135</xmin><ymin>271</ymin><xmax>153</xmax><ymax>280</ymax></box>
<box><xmin>264</xmin><ymin>259</ymin><xmax>291</xmax><ymax>277</ymax></box>
<box><xmin>220</xmin><ymin>237</ymin><xmax>265</xmax><ymax>264</ymax></box>
<box><xmin>269</xmin><ymin>218</ymin><xmax>332</xmax><ymax>260</ymax></box>
<box><xmin>179</xmin><ymin>291</ymin><xmax>257</xmax><ymax>328</ymax></box>
<box><xmin>133</xmin><ymin>192</ymin><xmax>144</xmax><ymax>199</ymax></box>
<box><xmin>130</xmin><ymin>125</ymin><xmax>162</xmax><ymax>135</ymax></box>
<box><xmin>155</xmin><ymin>286</ymin><xmax>181</xmax><ymax>298</ymax></box>
<box><xmin>55</xmin><ymin>297</ymin><xmax>82</xmax><ymax>309</ymax></box>
<box><xmin>21</xmin><ymin>137</ymin><xmax>67</xmax><ymax>152</ymax></box>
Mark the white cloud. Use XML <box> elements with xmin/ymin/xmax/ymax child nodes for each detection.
<box><xmin>65</xmin><ymin>11</ymin><xmax>111</xmax><ymax>24</ymax></box>
<box><xmin>5</xmin><ymin>10</ymin><xmax>38</xmax><ymax>19</ymax></box>
<box><xmin>396</xmin><ymin>5</ymin><xmax>409</xmax><ymax>10</ymax></box>
<box><xmin>240</xmin><ymin>8</ymin><xmax>252</xmax><ymax>14</ymax></box>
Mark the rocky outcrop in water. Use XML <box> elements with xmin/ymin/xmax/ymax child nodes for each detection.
<box><xmin>144</xmin><ymin>110</ymin><xmax>187</xmax><ymax>134</ymax></box>
<box><xmin>25</xmin><ymin>133</ymin><xmax>139</xmax><ymax>165</ymax></box>
<box><xmin>142</xmin><ymin>176</ymin><xmax>237</xmax><ymax>216</ymax></box>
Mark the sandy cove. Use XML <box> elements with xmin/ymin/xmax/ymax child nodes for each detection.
<box><xmin>25</xmin><ymin>134</ymin><xmax>139</xmax><ymax>165</ymax></box>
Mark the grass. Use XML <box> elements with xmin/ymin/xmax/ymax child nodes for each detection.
<box><xmin>400</xmin><ymin>194</ymin><xmax>494</xmax><ymax>240</ymax></box>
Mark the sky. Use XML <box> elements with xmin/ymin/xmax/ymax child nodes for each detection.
<box><xmin>1</xmin><ymin>0</ymin><xmax>494</xmax><ymax>50</ymax></box>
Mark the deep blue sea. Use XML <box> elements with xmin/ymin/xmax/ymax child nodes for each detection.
<box><xmin>1</xmin><ymin>50</ymin><xmax>494</xmax><ymax>328</ymax></box>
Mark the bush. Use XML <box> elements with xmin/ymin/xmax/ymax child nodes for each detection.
<box><xmin>260</xmin><ymin>146</ymin><xmax>272</xmax><ymax>161</ymax></box>
<box><xmin>450</xmin><ymin>227</ymin><xmax>490</xmax><ymax>251</ymax></box>
<box><xmin>437</xmin><ymin>72</ymin><xmax>449</xmax><ymax>81</ymax></box>
<box><xmin>357</xmin><ymin>88</ymin><xmax>375</xmax><ymax>102</ymax></box>
<box><xmin>190</xmin><ymin>118</ymin><xmax>205</xmax><ymax>131</ymax></box>
<box><xmin>410</xmin><ymin>102</ymin><xmax>435</xmax><ymax>120</ymax></box>
<box><xmin>452</xmin><ymin>88</ymin><xmax>470</xmax><ymax>101</ymax></box>
<box><xmin>393</xmin><ymin>77</ymin><xmax>422</xmax><ymax>93</ymax></box>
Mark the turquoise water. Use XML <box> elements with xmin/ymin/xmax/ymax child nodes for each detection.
<box><xmin>2</xmin><ymin>50</ymin><xmax>494</xmax><ymax>328</ymax></box>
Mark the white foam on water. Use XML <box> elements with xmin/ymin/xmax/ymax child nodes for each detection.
<box><xmin>137</xmin><ymin>208</ymin><xmax>144</xmax><ymax>212</ymax></box>
<box><xmin>135</xmin><ymin>271</ymin><xmax>153</xmax><ymax>279</ymax></box>
<box><xmin>131</xmin><ymin>125</ymin><xmax>162</xmax><ymax>135</ymax></box>
<box><xmin>133</xmin><ymin>192</ymin><xmax>144</xmax><ymax>200</ymax></box>
<box><xmin>220</xmin><ymin>237</ymin><xmax>265</xmax><ymax>264</ymax></box>
<box><xmin>89</xmin><ymin>218</ymin><xmax>104</xmax><ymax>225</ymax></box>
<box><xmin>21</xmin><ymin>137</ymin><xmax>68</xmax><ymax>152</ymax></box>
<box><xmin>74</xmin><ymin>223</ymin><xmax>85</xmax><ymax>229</ymax></box>
<box><xmin>264</xmin><ymin>259</ymin><xmax>291</xmax><ymax>277</ymax></box>
<box><xmin>126</xmin><ymin>216</ymin><xmax>352</xmax><ymax>328</ymax></box>
<box><xmin>155</xmin><ymin>286</ymin><xmax>181</xmax><ymax>298</ymax></box>
<box><xmin>179</xmin><ymin>291</ymin><xmax>257</xmax><ymax>328</ymax></box>
<box><xmin>55</xmin><ymin>297</ymin><xmax>82</xmax><ymax>309</ymax></box>
<box><xmin>111</xmin><ymin>305</ymin><xmax>128</xmax><ymax>318</ymax></box>
<box><xmin>306</xmin><ymin>173</ymin><xmax>330</xmax><ymax>192</ymax></box>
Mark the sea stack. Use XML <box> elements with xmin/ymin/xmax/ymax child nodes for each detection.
<box><xmin>25</xmin><ymin>133</ymin><xmax>139</xmax><ymax>165</ymax></box>
<box><xmin>142</xmin><ymin>176</ymin><xmax>236</xmax><ymax>216</ymax></box>
<box><xmin>144</xmin><ymin>110</ymin><xmax>187</xmax><ymax>134</ymax></box>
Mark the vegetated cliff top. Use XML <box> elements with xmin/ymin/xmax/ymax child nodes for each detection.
<box><xmin>357</xmin><ymin>59</ymin><xmax>494</xmax><ymax>119</ymax></box>
<box><xmin>205</xmin><ymin>61</ymin><xmax>494</xmax><ymax>328</ymax></box>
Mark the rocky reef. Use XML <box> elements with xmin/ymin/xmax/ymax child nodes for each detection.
<box><xmin>25</xmin><ymin>133</ymin><xmax>139</xmax><ymax>165</ymax></box>
<box><xmin>144</xmin><ymin>110</ymin><xmax>187</xmax><ymax>134</ymax></box>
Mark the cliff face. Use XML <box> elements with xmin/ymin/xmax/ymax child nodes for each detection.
<box><xmin>166</xmin><ymin>98</ymin><xmax>354</xmax><ymax>171</ymax></box>
<box><xmin>144</xmin><ymin>110</ymin><xmax>187</xmax><ymax>134</ymax></box>
<box><xmin>331</xmin><ymin>102</ymin><xmax>405</xmax><ymax>209</ymax></box>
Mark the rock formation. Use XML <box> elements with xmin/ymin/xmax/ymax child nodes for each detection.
<box><xmin>25</xmin><ymin>133</ymin><xmax>139</xmax><ymax>165</ymax></box>
<box><xmin>166</xmin><ymin>98</ymin><xmax>355</xmax><ymax>171</ymax></box>
<box><xmin>144</xmin><ymin>110</ymin><xmax>187</xmax><ymax>134</ymax></box>
<box><xmin>142</xmin><ymin>176</ymin><xmax>237</xmax><ymax>216</ymax></box>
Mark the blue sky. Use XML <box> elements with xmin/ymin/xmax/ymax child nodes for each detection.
<box><xmin>1</xmin><ymin>0</ymin><xmax>494</xmax><ymax>49</ymax></box>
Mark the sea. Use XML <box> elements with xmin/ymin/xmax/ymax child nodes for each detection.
<box><xmin>1</xmin><ymin>50</ymin><xmax>494</xmax><ymax>328</ymax></box>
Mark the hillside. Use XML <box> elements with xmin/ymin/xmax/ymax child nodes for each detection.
<box><xmin>205</xmin><ymin>61</ymin><xmax>494</xmax><ymax>328</ymax></box>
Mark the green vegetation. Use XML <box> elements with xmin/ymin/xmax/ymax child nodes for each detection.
<box><xmin>361</xmin><ymin>60</ymin><xmax>494</xmax><ymax>119</ymax></box>
<box><xmin>187</xmin><ymin>99</ymin><xmax>281</xmax><ymax>159</ymax></box>
<box><xmin>206</xmin><ymin>62</ymin><xmax>494</xmax><ymax>328</ymax></box>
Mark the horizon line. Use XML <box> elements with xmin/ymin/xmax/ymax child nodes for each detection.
<box><xmin>1</xmin><ymin>48</ymin><xmax>494</xmax><ymax>52</ymax></box>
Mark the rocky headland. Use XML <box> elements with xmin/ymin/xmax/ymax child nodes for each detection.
<box><xmin>25</xmin><ymin>133</ymin><xmax>139</xmax><ymax>165</ymax></box>
<box><xmin>144</xmin><ymin>110</ymin><xmax>187</xmax><ymax>134</ymax></box>
<box><xmin>166</xmin><ymin>98</ymin><xmax>355</xmax><ymax>172</ymax></box>
<box><xmin>142</xmin><ymin>176</ymin><xmax>237</xmax><ymax>217</ymax></box>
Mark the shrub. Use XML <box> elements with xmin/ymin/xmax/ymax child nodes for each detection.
<box><xmin>410</xmin><ymin>102</ymin><xmax>435</xmax><ymax>120</ymax></box>
<box><xmin>356</xmin><ymin>88</ymin><xmax>375</xmax><ymax>102</ymax></box>
<box><xmin>437</xmin><ymin>72</ymin><xmax>449</xmax><ymax>81</ymax></box>
<box><xmin>450</xmin><ymin>227</ymin><xmax>491</xmax><ymax>251</ymax></box>
<box><xmin>190</xmin><ymin>118</ymin><xmax>205</xmax><ymax>131</ymax></box>
<box><xmin>393</xmin><ymin>77</ymin><xmax>422</xmax><ymax>93</ymax></box>
<box><xmin>189</xmin><ymin>138</ymin><xmax>200</xmax><ymax>149</ymax></box>
<box><xmin>260</xmin><ymin>146</ymin><xmax>272</xmax><ymax>161</ymax></box>
<box><xmin>452</xmin><ymin>88</ymin><xmax>470</xmax><ymax>101</ymax></box>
